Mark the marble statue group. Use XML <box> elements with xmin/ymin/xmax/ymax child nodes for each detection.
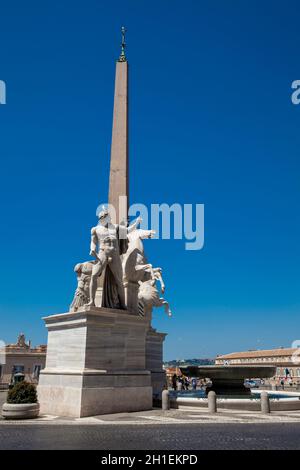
<box><xmin>70</xmin><ymin>207</ymin><xmax>171</xmax><ymax>321</ymax></box>
<box><xmin>37</xmin><ymin>30</ymin><xmax>171</xmax><ymax>417</ymax></box>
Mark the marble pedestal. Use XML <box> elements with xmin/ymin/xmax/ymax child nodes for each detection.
<box><xmin>38</xmin><ymin>306</ymin><xmax>153</xmax><ymax>417</ymax></box>
<box><xmin>146</xmin><ymin>328</ymin><xmax>167</xmax><ymax>400</ymax></box>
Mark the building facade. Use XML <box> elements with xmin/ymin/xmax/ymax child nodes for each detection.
<box><xmin>0</xmin><ymin>334</ymin><xmax>46</xmax><ymax>387</ymax></box>
<box><xmin>215</xmin><ymin>347</ymin><xmax>300</xmax><ymax>385</ymax></box>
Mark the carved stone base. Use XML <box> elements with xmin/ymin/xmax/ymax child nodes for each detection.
<box><xmin>38</xmin><ymin>306</ymin><xmax>153</xmax><ymax>417</ymax></box>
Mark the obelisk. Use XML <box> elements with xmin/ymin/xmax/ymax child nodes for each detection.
<box><xmin>108</xmin><ymin>27</ymin><xmax>129</xmax><ymax>224</ymax></box>
<box><xmin>37</xmin><ymin>29</ymin><xmax>164</xmax><ymax>417</ymax></box>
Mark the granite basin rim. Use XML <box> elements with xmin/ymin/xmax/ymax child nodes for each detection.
<box><xmin>180</xmin><ymin>365</ymin><xmax>277</xmax><ymax>380</ymax></box>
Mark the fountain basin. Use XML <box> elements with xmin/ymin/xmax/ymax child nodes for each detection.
<box><xmin>169</xmin><ymin>389</ymin><xmax>300</xmax><ymax>411</ymax></box>
<box><xmin>180</xmin><ymin>365</ymin><xmax>276</xmax><ymax>396</ymax></box>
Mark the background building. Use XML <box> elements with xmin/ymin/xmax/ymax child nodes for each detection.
<box><xmin>216</xmin><ymin>347</ymin><xmax>300</xmax><ymax>385</ymax></box>
<box><xmin>0</xmin><ymin>334</ymin><xmax>46</xmax><ymax>387</ymax></box>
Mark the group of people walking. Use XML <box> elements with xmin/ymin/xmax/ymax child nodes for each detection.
<box><xmin>171</xmin><ymin>374</ymin><xmax>202</xmax><ymax>391</ymax></box>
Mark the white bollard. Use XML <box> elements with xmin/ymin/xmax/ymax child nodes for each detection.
<box><xmin>260</xmin><ymin>391</ymin><xmax>270</xmax><ymax>414</ymax></box>
<box><xmin>208</xmin><ymin>390</ymin><xmax>217</xmax><ymax>413</ymax></box>
<box><xmin>162</xmin><ymin>389</ymin><xmax>170</xmax><ymax>410</ymax></box>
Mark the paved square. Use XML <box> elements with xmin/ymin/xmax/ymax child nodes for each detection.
<box><xmin>2</xmin><ymin>390</ymin><xmax>300</xmax><ymax>449</ymax></box>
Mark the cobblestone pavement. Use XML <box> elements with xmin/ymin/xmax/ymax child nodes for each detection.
<box><xmin>0</xmin><ymin>422</ymin><xmax>300</xmax><ymax>449</ymax></box>
<box><xmin>1</xmin><ymin>395</ymin><xmax>300</xmax><ymax>448</ymax></box>
<box><xmin>0</xmin><ymin>407</ymin><xmax>300</xmax><ymax>427</ymax></box>
<box><xmin>2</xmin><ymin>390</ymin><xmax>300</xmax><ymax>449</ymax></box>
<box><xmin>2</xmin><ymin>406</ymin><xmax>300</xmax><ymax>425</ymax></box>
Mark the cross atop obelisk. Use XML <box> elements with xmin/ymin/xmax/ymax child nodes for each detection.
<box><xmin>119</xmin><ymin>26</ymin><xmax>126</xmax><ymax>62</ymax></box>
<box><xmin>108</xmin><ymin>27</ymin><xmax>129</xmax><ymax>224</ymax></box>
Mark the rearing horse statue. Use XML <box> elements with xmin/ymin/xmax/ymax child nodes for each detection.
<box><xmin>122</xmin><ymin>228</ymin><xmax>156</xmax><ymax>284</ymax></box>
<box><xmin>122</xmin><ymin>227</ymin><xmax>171</xmax><ymax>319</ymax></box>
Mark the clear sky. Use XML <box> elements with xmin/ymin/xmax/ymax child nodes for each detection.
<box><xmin>0</xmin><ymin>1</ymin><xmax>299</xmax><ymax>360</ymax></box>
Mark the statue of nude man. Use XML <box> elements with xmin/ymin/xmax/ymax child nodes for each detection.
<box><xmin>87</xmin><ymin>207</ymin><xmax>142</xmax><ymax>309</ymax></box>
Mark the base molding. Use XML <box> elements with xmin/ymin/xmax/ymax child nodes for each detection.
<box><xmin>38</xmin><ymin>382</ymin><xmax>153</xmax><ymax>418</ymax></box>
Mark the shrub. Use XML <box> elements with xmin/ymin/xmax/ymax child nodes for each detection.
<box><xmin>7</xmin><ymin>381</ymin><xmax>38</xmax><ymax>404</ymax></box>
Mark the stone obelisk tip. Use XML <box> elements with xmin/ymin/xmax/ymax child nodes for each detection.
<box><xmin>119</xmin><ymin>26</ymin><xmax>127</xmax><ymax>62</ymax></box>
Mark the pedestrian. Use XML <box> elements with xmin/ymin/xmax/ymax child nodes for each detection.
<box><xmin>185</xmin><ymin>377</ymin><xmax>190</xmax><ymax>390</ymax></box>
<box><xmin>280</xmin><ymin>379</ymin><xmax>285</xmax><ymax>390</ymax></box>
<box><xmin>191</xmin><ymin>378</ymin><xmax>197</xmax><ymax>390</ymax></box>
<box><xmin>177</xmin><ymin>378</ymin><xmax>183</xmax><ymax>391</ymax></box>
<box><xmin>171</xmin><ymin>374</ymin><xmax>177</xmax><ymax>391</ymax></box>
<box><xmin>179</xmin><ymin>376</ymin><xmax>185</xmax><ymax>390</ymax></box>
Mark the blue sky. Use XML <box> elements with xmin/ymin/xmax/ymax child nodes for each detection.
<box><xmin>0</xmin><ymin>1</ymin><xmax>299</xmax><ymax>360</ymax></box>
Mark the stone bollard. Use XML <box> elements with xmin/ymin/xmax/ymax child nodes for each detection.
<box><xmin>162</xmin><ymin>389</ymin><xmax>170</xmax><ymax>410</ymax></box>
<box><xmin>260</xmin><ymin>391</ymin><xmax>270</xmax><ymax>414</ymax></box>
<box><xmin>208</xmin><ymin>390</ymin><xmax>217</xmax><ymax>413</ymax></box>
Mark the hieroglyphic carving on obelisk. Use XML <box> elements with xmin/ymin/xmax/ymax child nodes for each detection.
<box><xmin>108</xmin><ymin>27</ymin><xmax>129</xmax><ymax>224</ymax></box>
